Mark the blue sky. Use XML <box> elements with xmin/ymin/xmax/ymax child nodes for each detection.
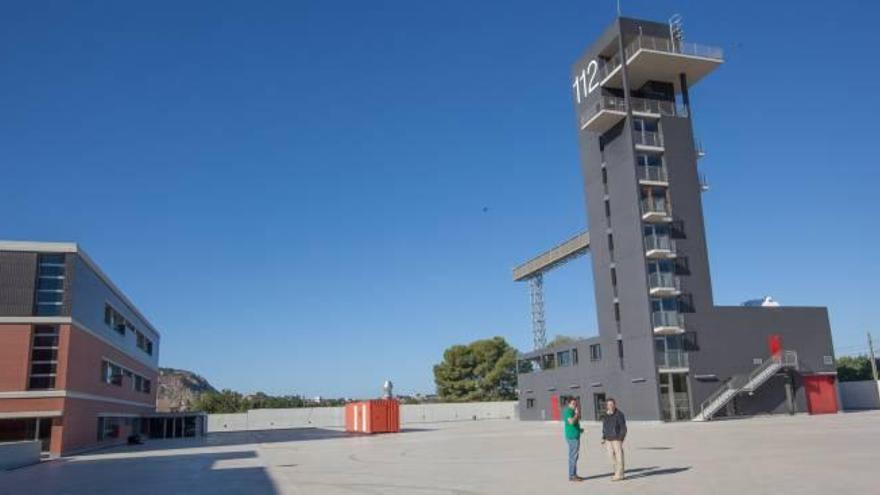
<box><xmin>2</xmin><ymin>1</ymin><xmax>877</xmax><ymax>397</ymax></box>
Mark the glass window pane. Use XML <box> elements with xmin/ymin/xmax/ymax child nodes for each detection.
<box><xmin>38</xmin><ymin>278</ymin><xmax>64</xmax><ymax>290</ymax></box>
<box><xmin>28</xmin><ymin>376</ymin><xmax>55</xmax><ymax>389</ymax></box>
<box><xmin>32</xmin><ymin>349</ymin><xmax>58</xmax><ymax>361</ymax></box>
<box><xmin>38</xmin><ymin>265</ymin><xmax>65</xmax><ymax>277</ymax></box>
<box><xmin>37</xmin><ymin>291</ymin><xmax>64</xmax><ymax>303</ymax></box>
<box><xmin>31</xmin><ymin>363</ymin><xmax>57</xmax><ymax>374</ymax></box>
<box><xmin>33</xmin><ymin>335</ymin><xmax>58</xmax><ymax>347</ymax></box>
<box><xmin>35</xmin><ymin>304</ymin><xmax>62</xmax><ymax>316</ymax></box>
<box><xmin>39</xmin><ymin>254</ymin><xmax>65</xmax><ymax>264</ymax></box>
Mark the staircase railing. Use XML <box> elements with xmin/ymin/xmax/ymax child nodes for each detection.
<box><xmin>696</xmin><ymin>349</ymin><xmax>799</xmax><ymax>421</ymax></box>
<box><xmin>698</xmin><ymin>377</ymin><xmax>735</xmax><ymax>416</ymax></box>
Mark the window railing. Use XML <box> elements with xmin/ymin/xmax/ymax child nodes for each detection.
<box><xmin>652</xmin><ymin>311</ymin><xmax>684</xmax><ymax>329</ymax></box>
<box><xmin>625</xmin><ymin>35</ymin><xmax>724</xmax><ymax>61</ymax></box>
<box><xmin>633</xmin><ymin>130</ymin><xmax>662</xmax><ymax>147</ymax></box>
<box><xmin>645</xmin><ymin>235</ymin><xmax>676</xmax><ymax>253</ymax></box>
<box><xmin>648</xmin><ymin>272</ymin><xmax>680</xmax><ymax>292</ymax></box>
<box><xmin>641</xmin><ymin>198</ymin><xmax>670</xmax><ymax>217</ymax></box>
<box><xmin>657</xmin><ymin>349</ymin><xmax>689</xmax><ymax>369</ymax></box>
<box><xmin>637</xmin><ymin>165</ymin><xmax>668</xmax><ymax>183</ymax></box>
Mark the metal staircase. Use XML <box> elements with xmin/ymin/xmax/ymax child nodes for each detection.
<box><xmin>693</xmin><ymin>351</ymin><xmax>798</xmax><ymax>421</ymax></box>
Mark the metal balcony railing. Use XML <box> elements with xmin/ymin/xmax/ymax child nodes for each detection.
<box><xmin>648</xmin><ymin>272</ymin><xmax>680</xmax><ymax>292</ymax></box>
<box><xmin>637</xmin><ymin>165</ymin><xmax>668</xmax><ymax>183</ymax></box>
<box><xmin>629</xmin><ymin>97</ymin><xmax>687</xmax><ymax>117</ymax></box>
<box><xmin>652</xmin><ymin>311</ymin><xmax>684</xmax><ymax>329</ymax></box>
<box><xmin>644</xmin><ymin>235</ymin><xmax>675</xmax><ymax>253</ymax></box>
<box><xmin>625</xmin><ymin>35</ymin><xmax>724</xmax><ymax>61</ymax></box>
<box><xmin>580</xmin><ymin>95</ymin><xmax>626</xmax><ymax>127</ymax></box>
<box><xmin>641</xmin><ymin>198</ymin><xmax>670</xmax><ymax>217</ymax></box>
<box><xmin>657</xmin><ymin>350</ymin><xmax>689</xmax><ymax>369</ymax></box>
<box><xmin>633</xmin><ymin>131</ymin><xmax>662</xmax><ymax>147</ymax></box>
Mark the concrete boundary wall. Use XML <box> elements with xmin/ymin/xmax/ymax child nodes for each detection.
<box><xmin>839</xmin><ymin>380</ymin><xmax>880</xmax><ymax>410</ymax></box>
<box><xmin>0</xmin><ymin>441</ymin><xmax>41</xmax><ymax>470</ymax></box>
<box><xmin>207</xmin><ymin>402</ymin><xmax>517</xmax><ymax>433</ymax></box>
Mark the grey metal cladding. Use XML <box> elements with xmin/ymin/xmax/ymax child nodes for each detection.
<box><xmin>0</xmin><ymin>251</ymin><xmax>38</xmax><ymax>316</ymax></box>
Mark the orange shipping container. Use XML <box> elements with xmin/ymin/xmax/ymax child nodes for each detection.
<box><xmin>344</xmin><ymin>399</ymin><xmax>400</xmax><ymax>434</ymax></box>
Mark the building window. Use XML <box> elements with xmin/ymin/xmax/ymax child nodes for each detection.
<box><xmin>590</xmin><ymin>344</ymin><xmax>602</xmax><ymax>361</ymax></box>
<box><xmin>29</xmin><ymin>326</ymin><xmax>59</xmax><ymax>390</ymax></box>
<box><xmin>557</xmin><ymin>350</ymin><xmax>572</xmax><ymax>367</ymax></box>
<box><xmin>607</xmin><ymin>233</ymin><xmax>615</xmax><ymax>254</ymax></box>
<box><xmin>135</xmin><ymin>330</ymin><xmax>153</xmax><ymax>356</ymax></box>
<box><xmin>101</xmin><ymin>360</ymin><xmax>123</xmax><ymax>386</ymax></box>
<box><xmin>104</xmin><ymin>304</ymin><xmax>127</xmax><ymax>335</ymax></box>
<box><xmin>35</xmin><ymin>254</ymin><xmax>65</xmax><ymax>316</ymax></box>
<box><xmin>97</xmin><ymin>417</ymin><xmax>121</xmax><ymax>441</ymax></box>
<box><xmin>614</xmin><ymin>302</ymin><xmax>621</xmax><ymax>322</ymax></box>
<box><xmin>604</xmin><ymin>200</ymin><xmax>611</xmax><ymax>220</ymax></box>
<box><xmin>572</xmin><ymin>348</ymin><xmax>579</xmax><ymax>365</ymax></box>
<box><xmin>617</xmin><ymin>340</ymin><xmax>624</xmax><ymax>359</ymax></box>
<box><xmin>526</xmin><ymin>398</ymin><xmax>535</xmax><ymax>409</ymax></box>
<box><xmin>823</xmin><ymin>356</ymin><xmax>834</xmax><ymax>366</ymax></box>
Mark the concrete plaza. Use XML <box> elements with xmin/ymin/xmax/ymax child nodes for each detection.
<box><xmin>2</xmin><ymin>411</ymin><xmax>878</xmax><ymax>494</ymax></box>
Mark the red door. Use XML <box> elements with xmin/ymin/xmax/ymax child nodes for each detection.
<box><xmin>550</xmin><ymin>394</ymin><xmax>561</xmax><ymax>421</ymax></box>
<box><xmin>804</xmin><ymin>375</ymin><xmax>838</xmax><ymax>414</ymax></box>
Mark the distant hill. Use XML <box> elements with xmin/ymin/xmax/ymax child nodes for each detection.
<box><xmin>157</xmin><ymin>367</ymin><xmax>218</xmax><ymax>412</ymax></box>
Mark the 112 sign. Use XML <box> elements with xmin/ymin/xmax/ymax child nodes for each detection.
<box><xmin>572</xmin><ymin>59</ymin><xmax>600</xmax><ymax>103</ymax></box>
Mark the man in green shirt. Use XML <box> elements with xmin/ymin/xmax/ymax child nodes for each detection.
<box><xmin>563</xmin><ymin>397</ymin><xmax>584</xmax><ymax>481</ymax></box>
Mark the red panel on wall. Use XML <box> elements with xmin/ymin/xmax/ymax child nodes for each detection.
<box><xmin>804</xmin><ymin>375</ymin><xmax>838</xmax><ymax>415</ymax></box>
<box><xmin>768</xmin><ymin>334</ymin><xmax>782</xmax><ymax>357</ymax></box>
<box><xmin>550</xmin><ymin>394</ymin><xmax>560</xmax><ymax>421</ymax></box>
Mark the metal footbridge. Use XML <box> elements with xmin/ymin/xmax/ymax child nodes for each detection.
<box><xmin>512</xmin><ymin>231</ymin><xmax>590</xmax><ymax>349</ymax></box>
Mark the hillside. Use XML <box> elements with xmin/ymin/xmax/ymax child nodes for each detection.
<box><xmin>157</xmin><ymin>367</ymin><xmax>218</xmax><ymax>412</ymax></box>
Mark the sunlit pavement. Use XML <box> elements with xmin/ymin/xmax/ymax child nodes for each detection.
<box><xmin>2</xmin><ymin>411</ymin><xmax>878</xmax><ymax>495</ymax></box>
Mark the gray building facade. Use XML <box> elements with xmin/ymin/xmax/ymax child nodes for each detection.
<box><xmin>517</xmin><ymin>17</ymin><xmax>838</xmax><ymax>422</ymax></box>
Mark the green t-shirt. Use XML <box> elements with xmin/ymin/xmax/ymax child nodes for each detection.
<box><xmin>563</xmin><ymin>406</ymin><xmax>582</xmax><ymax>439</ymax></box>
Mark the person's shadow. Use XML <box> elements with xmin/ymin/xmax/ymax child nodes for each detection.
<box><xmin>580</xmin><ymin>466</ymin><xmax>691</xmax><ymax>481</ymax></box>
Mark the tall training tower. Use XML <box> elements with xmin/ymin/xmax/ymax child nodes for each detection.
<box><xmin>515</xmin><ymin>15</ymin><xmax>837</xmax><ymax>423</ymax></box>
<box><xmin>573</xmin><ymin>17</ymin><xmax>722</xmax><ymax>418</ymax></box>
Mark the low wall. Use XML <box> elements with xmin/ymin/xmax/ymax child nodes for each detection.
<box><xmin>839</xmin><ymin>380</ymin><xmax>880</xmax><ymax>410</ymax></box>
<box><xmin>207</xmin><ymin>401</ymin><xmax>517</xmax><ymax>433</ymax></box>
<box><xmin>0</xmin><ymin>441</ymin><xmax>41</xmax><ymax>471</ymax></box>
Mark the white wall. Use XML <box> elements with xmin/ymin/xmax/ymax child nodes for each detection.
<box><xmin>206</xmin><ymin>402</ymin><xmax>518</xmax><ymax>433</ymax></box>
<box><xmin>0</xmin><ymin>441</ymin><xmax>41</xmax><ymax>471</ymax></box>
<box><xmin>839</xmin><ymin>380</ymin><xmax>880</xmax><ymax>410</ymax></box>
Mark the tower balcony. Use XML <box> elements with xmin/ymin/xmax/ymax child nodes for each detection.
<box><xmin>648</xmin><ymin>272</ymin><xmax>681</xmax><ymax>296</ymax></box>
<box><xmin>599</xmin><ymin>35</ymin><xmax>724</xmax><ymax>92</ymax></box>
<box><xmin>644</xmin><ymin>235</ymin><xmax>676</xmax><ymax>259</ymax></box>
<box><xmin>657</xmin><ymin>349</ymin><xmax>689</xmax><ymax>370</ymax></box>
<box><xmin>633</xmin><ymin>130</ymin><xmax>663</xmax><ymax>151</ymax></box>
<box><xmin>580</xmin><ymin>96</ymin><xmax>687</xmax><ymax>133</ymax></box>
<box><xmin>637</xmin><ymin>165</ymin><xmax>668</xmax><ymax>186</ymax></box>
<box><xmin>579</xmin><ymin>95</ymin><xmax>626</xmax><ymax>132</ymax></box>
<box><xmin>640</xmin><ymin>199</ymin><xmax>672</xmax><ymax>223</ymax></box>
<box><xmin>652</xmin><ymin>311</ymin><xmax>685</xmax><ymax>335</ymax></box>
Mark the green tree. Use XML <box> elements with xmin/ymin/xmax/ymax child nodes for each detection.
<box><xmin>433</xmin><ymin>337</ymin><xmax>518</xmax><ymax>402</ymax></box>
<box><xmin>837</xmin><ymin>355</ymin><xmax>875</xmax><ymax>382</ymax></box>
<box><xmin>546</xmin><ymin>335</ymin><xmax>580</xmax><ymax>348</ymax></box>
<box><xmin>194</xmin><ymin>389</ymin><xmax>248</xmax><ymax>414</ymax></box>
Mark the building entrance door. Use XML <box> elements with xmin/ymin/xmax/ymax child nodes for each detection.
<box><xmin>593</xmin><ymin>393</ymin><xmax>606</xmax><ymax>420</ymax></box>
<box><xmin>659</xmin><ymin>373</ymin><xmax>692</xmax><ymax>421</ymax></box>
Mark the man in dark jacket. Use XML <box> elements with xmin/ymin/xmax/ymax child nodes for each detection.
<box><xmin>601</xmin><ymin>398</ymin><xmax>627</xmax><ymax>481</ymax></box>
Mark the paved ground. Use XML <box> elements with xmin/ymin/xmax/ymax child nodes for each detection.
<box><xmin>2</xmin><ymin>411</ymin><xmax>878</xmax><ymax>494</ymax></box>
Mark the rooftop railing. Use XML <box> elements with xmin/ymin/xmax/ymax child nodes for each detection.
<box><xmin>625</xmin><ymin>35</ymin><xmax>724</xmax><ymax>61</ymax></box>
